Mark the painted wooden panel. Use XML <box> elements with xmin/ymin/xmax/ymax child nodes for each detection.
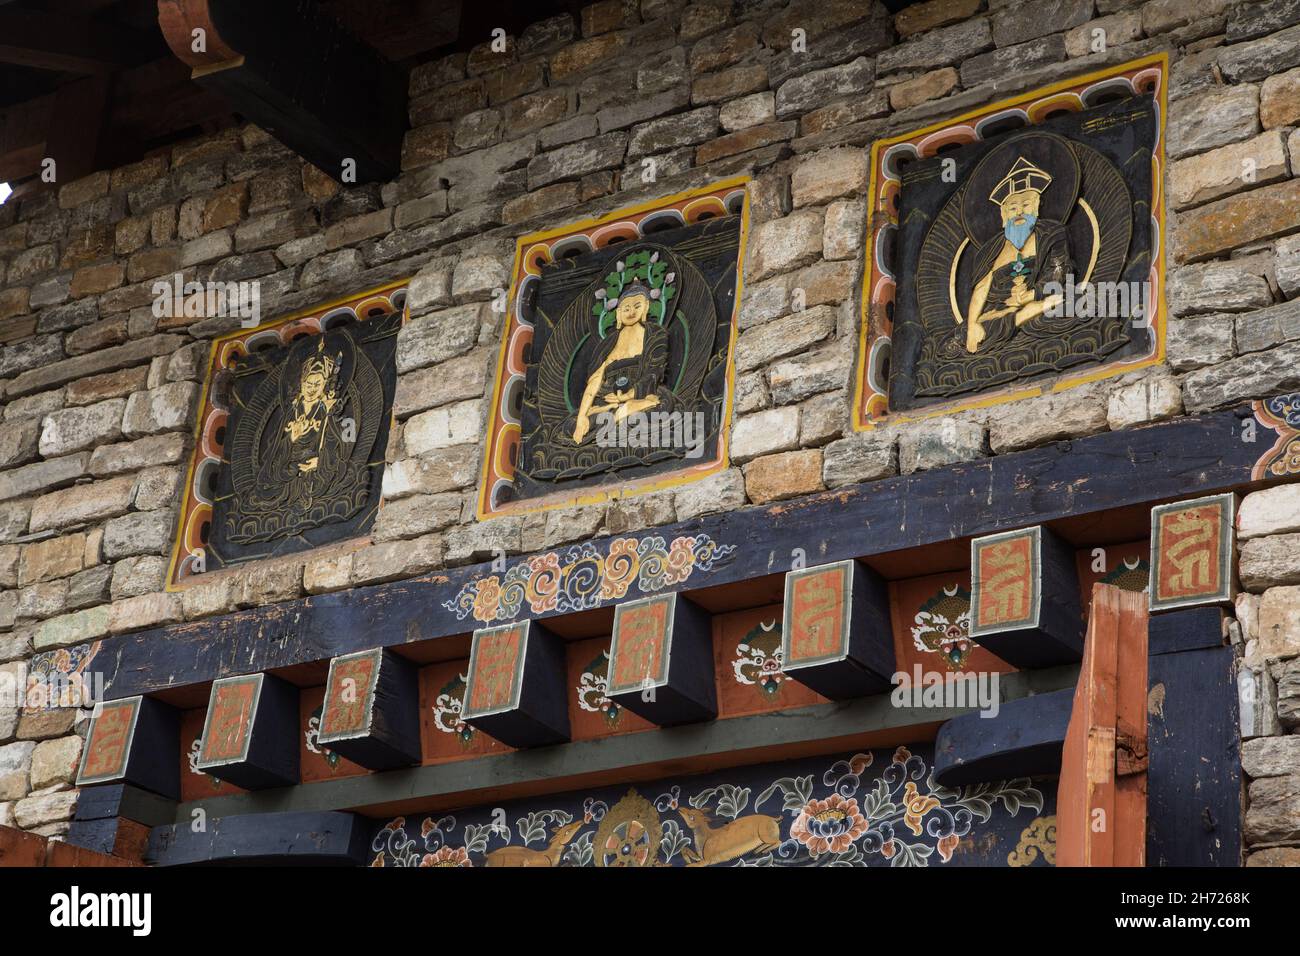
<box><xmin>712</xmin><ymin>605</ymin><xmax>827</xmax><ymax>718</ymax></box>
<box><xmin>76</xmin><ymin>695</ymin><xmax>179</xmax><ymax>800</ymax></box>
<box><xmin>196</xmin><ymin>673</ymin><xmax>299</xmax><ymax>790</ymax></box>
<box><xmin>607</xmin><ymin>592</ymin><xmax>716</xmax><ymax>726</ymax></box>
<box><xmin>1149</xmin><ymin>493</ymin><xmax>1236</xmax><ymax>611</ymax></box>
<box><xmin>889</xmin><ymin>570</ymin><xmax>1015</xmax><ymax>677</ymax></box>
<box><xmin>418</xmin><ymin>660</ymin><xmax>512</xmax><ymax>764</ymax></box>
<box><xmin>568</xmin><ymin>636</ymin><xmax>656</xmax><ymax>739</ymax></box>
<box><xmin>369</xmin><ymin>744</ymin><xmax>1056</xmax><ymax>868</ymax></box>
<box><xmin>180</xmin><ymin>708</ymin><xmax>245</xmax><ymax>801</ymax></box>
<box><xmin>781</xmin><ymin>560</ymin><xmax>894</xmax><ymax>699</ymax></box>
<box><xmin>462</xmin><ymin>620</ymin><xmax>569</xmax><ymax>748</ymax></box>
<box><xmin>970</xmin><ymin>525</ymin><xmax>1082</xmax><ymax>667</ymax></box>
<box><xmin>299</xmin><ymin>686</ymin><xmax>368</xmax><ymax>784</ymax></box>
<box><xmin>317</xmin><ymin>647</ymin><xmax>420</xmax><ymax>770</ymax></box>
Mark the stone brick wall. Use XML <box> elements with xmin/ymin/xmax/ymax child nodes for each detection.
<box><xmin>0</xmin><ymin>0</ymin><xmax>1297</xmax><ymax>861</ymax></box>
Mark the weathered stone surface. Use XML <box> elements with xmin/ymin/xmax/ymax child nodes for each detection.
<box><xmin>28</xmin><ymin>475</ymin><xmax>136</xmax><ymax>534</ymax></box>
<box><xmin>1170</xmin><ymin>130</ymin><xmax>1290</xmax><ymax>209</ymax></box>
<box><xmin>14</xmin><ymin>790</ymin><xmax>78</xmax><ymax>829</ymax></box>
<box><xmin>1141</xmin><ymin>0</ymin><xmax>1232</xmax><ymax>33</ymax></box>
<box><xmin>303</xmin><ymin>551</ymin><xmax>354</xmax><ymax>594</ymax></box>
<box><xmin>898</xmin><ymin>419</ymin><xmax>986</xmax><ymax>474</ymax></box>
<box><xmin>896</xmin><ymin>0</ymin><xmax>981</xmax><ymax>37</ymax></box>
<box><xmin>16</xmin><ymin>579</ymin><xmax>67</xmax><ymax>621</ymax></box>
<box><xmin>1236</xmin><ymin>299</ymin><xmax>1300</xmax><ymax>354</ymax></box>
<box><xmin>0</xmin><ymin>502</ymin><xmax>31</xmax><ymax>544</ymax></box>
<box><xmin>4</xmin><ymin>389</ymin><xmax>65</xmax><ymax>423</ymax></box>
<box><xmin>1169</xmin><ymin>261</ymin><xmax>1273</xmax><ymax>317</ymax></box>
<box><xmin>1259</xmin><ymin>586</ymin><xmax>1300</xmax><ymax>659</ymax></box>
<box><xmin>790</xmin><ymin>148</ymin><xmax>866</xmax><ymax>207</ymax></box>
<box><xmin>1182</xmin><ymin>341</ymin><xmax>1300</xmax><ymax>411</ymax></box>
<box><xmin>1278</xmin><ymin>234</ymin><xmax>1300</xmax><ymax>299</ymax></box>
<box><xmin>0</xmin><ymin>741</ymin><xmax>35</xmax><ymax>801</ymax></box>
<box><xmin>102</xmin><ymin>511</ymin><xmax>172</xmax><ymax>560</ymax></box>
<box><xmin>718</xmin><ymin>92</ymin><xmax>775</xmax><ymax>132</ymax></box>
<box><xmin>65</xmin><ymin>367</ymin><xmax>149</xmax><ymax>407</ymax></box>
<box><xmin>735</xmin><ymin>306</ymin><xmax>836</xmax><ymax>371</ymax></box>
<box><xmin>241</xmin><ymin>560</ymin><xmax>304</xmax><ymax>606</ymax></box>
<box><xmin>1242</xmin><ymin>534</ymin><xmax>1300</xmax><ymax>590</ymax></box>
<box><xmin>1261</xmin><ymin>66</ymin><xmax>1300</xmax><ymax>129</ymax></box>
<box><xmin>688</xmin><ymin>21</ymin><xmax>758</xmax><ymax>74</ymax></box>
<box><xmin>775</xmin><ymin>58</ymin><xmax>875</xmax><ymax>119</ymax></box>
<box><xmin>121</xmin><ymin>381</ymin><xmax>197</xmax><ymax>438</ymax></box>
<box><xmin>822</xmin><ymin>431</ymin><xmax>896</xmax><ymax>487</ymax></box>
<box><xmin>0</xmin><ymin>420</ymin><xmax>40</xmax><ymax>469</ymax></box>
<box><xmin>730</xmin><ymin>406</ymin><xmax>800</xmax><ymax>462</ymax></box>
<box><xmin>1167</xmin><ymin>314</ymin><xmax>1235</xmax><ymax>371</ymax></box>
<box><xmin>1244</xmin><ymin>774</ymin><xmax>1300</xmax><ymax>844</ymax></box>
<box><xmin>6</xmin><ymin>334</ymin><xmax>184</xmax><ymax>399</ymax></box>
<box><xmin>1168</xmin><ymin>83</ymin><xmax>1260</xmax><ymax>161</ymax></box>
<box><xmin>743</xmin><ymin>449</ymin><xmax>823</xmax><ymax>504</ymax></box>
<box><xmin>1240</xmin><ymin>485</ymin><xmax>1300</xmax><ymax>539</ymax></box>
<box><xmin>65</xmin><ymin>564</ymin><xmax>113</xmax><ymax>611</ymax></box>
<box><xmin>301</xmin><ymin>249</ymin><xmax>364</xmax><ymax>288</ymax></box>
<box><xmin>822</xmin><ymin>199</ymin><xmax>865</xmax><ymax>261</ymax></box>
<box><xmin>1176</xmin><ymin>178</ymin><xmax>1300</xmax><ymax>263</ymax></box>
<box><xmin>693</xmin><ymin>64</ymin><xmax>767</xmax><ymax>107</ymax></box>
<box><xmin>1218</xmin><ymin>23</ymin><xmax>1300</xmax><ymax>83</ymax></box>
<box><xmin>1064</xmin><ymin>10</ymin><xmax>1142</xmax><ymax>57</ymax></box>
<box><xmin>876</xmin><ymin>17</ymin><xmax>992</xmax><ymax>75</ymax></box>
<box><xmin>88</xmin><ymin>433</ymin><xmax>187</xmax><ymax>478</ymax></box>
<box><xmin>674</xmin><ymin>467</ymin><xmax>745</xmax><ymax>520</ymax></box>
<box><xmin>695</xmin><ymin>120</ymin><xmax>794</xmax><ymax>163</ymax></box>
<box><xmin>990</xmin><ymin>0</ymin><xmax>1092</xmax><ymax>46</ymax></box>
<box><xmin>746</xmin><ymin>208</ymin><xmax>823</xmax><ymax>282</ymax></box>
<box><xmin>0</xmin><ymin>453</ymin><xmax>91</xmax><ymax>503</ymax></box>
<box><xmin>767</xmin><ymin>346</ymin><xmax>852</xmax><ymax>405</ymax></box>
<box><xmin>372</xmin><ymin>493</ymin><xmax>462</xmax><ymax>542</ymax></box>
<box><xmin>626</xmin><ymin>107</ymin><xmax>718</xmax><ymax>158</ymax></box>
<box><xmin>350</xmin><ymin>534</ymin><xmax>443</xmax><ymax>586</ymax></box>
<box><xmin>30</xmin><ymin>736</ymin><xmax>82</xmax><ymax>790</ymax></box>
<box><xmin>961</xmin><ymin>34</ymin><xmax>1065</xmax><ymax>88</ymax></box>
<box><xmin>404</xmin><ymin>401</ymin><xmax>484</xmax><ymax>457</ymax></box>
<box><xmin>108</xmin><ymin>592</ymin><xmax>183</xmax><ymax>634</ymax></box>
<box><xmin>1106</xmin><ymin>373</ymin><xmax>1182</xmax><ymax>429</ymax></box>
<box><xmin>451</xmin><ymin>256</ymin><xmax>508</xmax><ymax>304</ymax></box>
<box><xmin>37</xmin><ymin>400</ymin><xmax>125</xmax><ymax>457</ymax></box>
<box><xmin>18</xmin><ymin>534</ymin><xmax>86</xmax><ymax>587</ymax></box>
<box><xmin>988</xmin><ymin>389</ymin><xmax>1108</xmax><ymax>453</ymax></box>
<box><xmin>0</xmin><ymin>334</ymin><xmax>62</xmax><ymax>382</ymax></box>
<box><xmin>393</xmin><ymin>351</ymin><xmax>489</xmax><ymax>419</ymax></box>
<box><xmin>382</xmin><ymin>445</ymin><xmax>479</xmax><ymax>500</ymax></box>
<box><xmin>1247</xmin><ymin>847</ymin><xmax>1300</xmax><ymax>866</ymax></box>
<box><xmin>527</xmin><ymin>134</ymin><xmax>628</xmax><ymax>190</ymax></box>
<box><xmin>397</xmin><ymin>304</ymin><xmax>484</xmax><ymax>373</ymax></box>
<box><xmin>888</xmin><ymin>67</ymin><xmax>960</xmax><ymax>110</ymax></box>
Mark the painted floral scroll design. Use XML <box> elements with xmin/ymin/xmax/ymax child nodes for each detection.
<box><xmin>369</xmin><ymin>747</ymin><xmax>1048</xmax><ymax>867</ymax></box>
<box><xmin>442</xmin><ymin>533</ymin><xmax>737</xmax><ymax>624</ymax></box>
<box><xmin>1254</xmin><ymin>393</ymin><xmax>1300</xmax><ymax>479</ymax></box>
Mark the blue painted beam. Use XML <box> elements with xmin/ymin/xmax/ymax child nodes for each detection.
<box><xmin>933</xmin><ymin>688</ymin><xmax>1073</xmax><ymax>787</ymax></box>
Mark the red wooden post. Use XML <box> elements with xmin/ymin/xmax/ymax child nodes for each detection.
<box><xmin>1057</xmin><ymin>584</ymin><xmax>1148</xmax><ymax>866</ymax></box>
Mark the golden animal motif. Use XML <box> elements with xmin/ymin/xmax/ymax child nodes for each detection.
<box><xmin>483</xmin><ymin>819</ymin><xmax>585</xmax><ymax>867</ymax></box>
<box><xmin>677</xmin><ymin>806</ymin><xmax>783</xmax><ymax>867</ymax></box>
<box><xmin>1163</xmin><ymin>509</ymin><xmax>1215</xmax><ymax>594</ymax></box>
<box><xmin>790</xmin><ymin>571</ymin><xmax>842</xmax><ymax>661</ymax></box>
<box><xmin>1008</xmin><ymin>815</ymin><xmax>1057</xmax><ymax>866</ymax></box>
<box><xmin>980</xmin><ymin>541</ymin><xmax>1029</xmax><ymax>624</ymax></box>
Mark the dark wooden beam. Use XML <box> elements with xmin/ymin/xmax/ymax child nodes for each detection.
<box><xmin>0</xmin><ymin>8</ymin><xmax>141</xmax><ymax>74</ymax></box>
<box><xmin>162</xmin><ymin>666</ymin><xmax>1079</xmax><ymax>822</ymax></box>
<box><xmin>157</xmin><ymin>0</ymin><xmax>407</xmax><ymax>182</ymax></box>
<box><xmin>95</xmin><ymin>400</ymin><xmax>1282</xmax><ymax>703</ymax></box>
<box><xmin>44</xmin><ymin>73</ymin><xmax>113</xmax><ymax>184</ymax></box>
<box><xmin>146</xmin><ymin>810</ymin><xmax>371</xmax><ymax>865</ymax></box>
<box><xmin>933</xmin><ymin>687</ymin><xmax>1072</xmax><ymax>787</ymax></box>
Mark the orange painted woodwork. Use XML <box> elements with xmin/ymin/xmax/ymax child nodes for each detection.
<box><xmin>1057</xmin><ymin>583</ymin><xmax>1148</xmax><ymax>867</ymax></box>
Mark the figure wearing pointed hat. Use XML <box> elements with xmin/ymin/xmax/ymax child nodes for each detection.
<box><xmin>961</xmin><ymin>156</ymin><xmax>1075</xmax><ymax>354</ymax></box>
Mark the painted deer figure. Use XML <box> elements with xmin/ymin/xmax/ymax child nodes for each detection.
<box><xmin>483</xmin><ymin>819</ymin><xmax>584</xmax><ymax>867</ymax></box>
<box><xmin>677</xmin><ymin>806</ymin><xmax>782</xmax><ymax>867</ymax></box>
